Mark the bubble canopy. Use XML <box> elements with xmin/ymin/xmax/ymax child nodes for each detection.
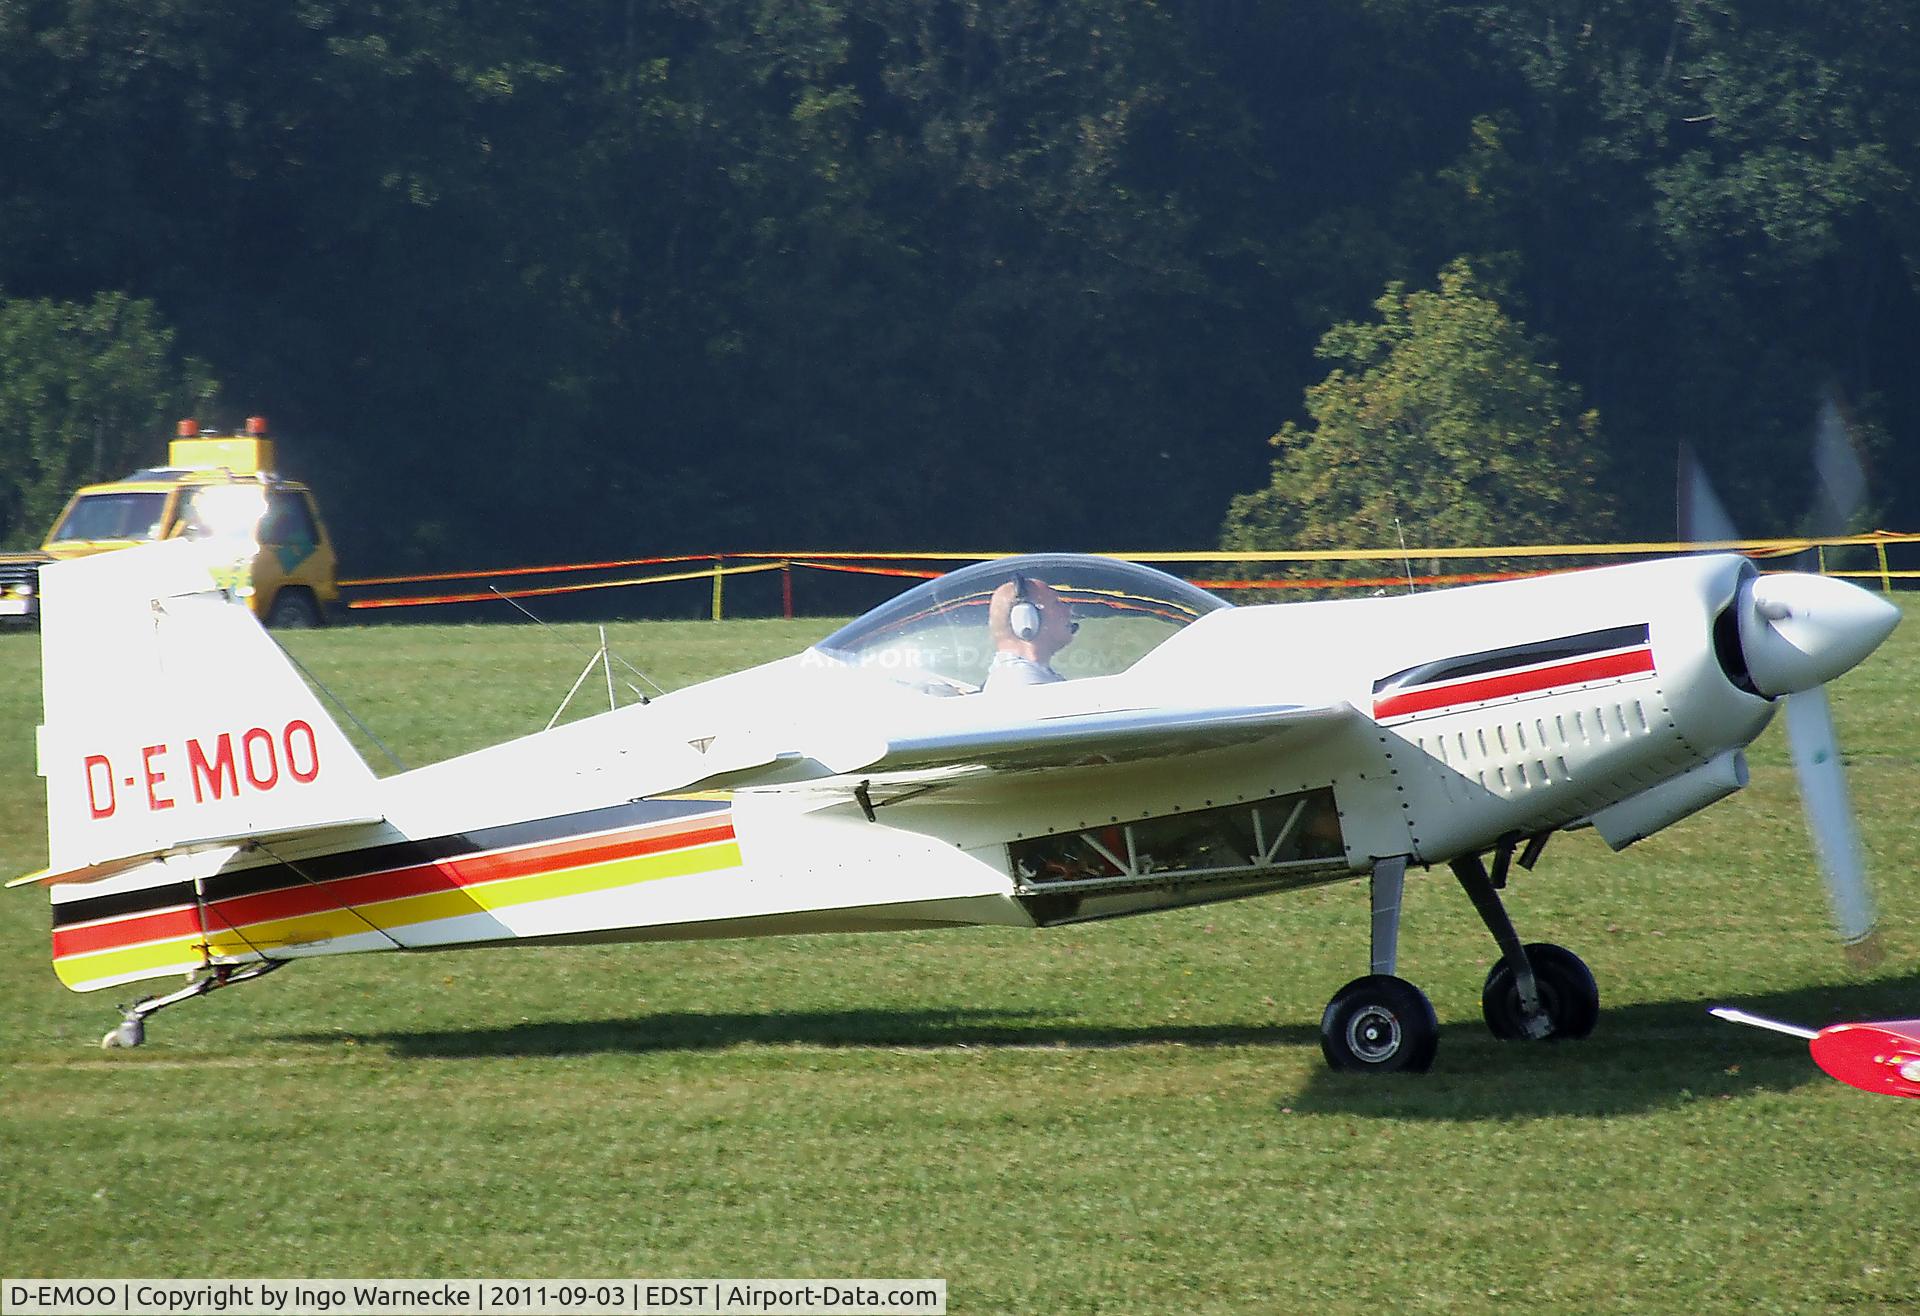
<box><xmin>814</xmin><ymin>554</ymin><xmax>1230</xmax><ymax>693</ymax></box>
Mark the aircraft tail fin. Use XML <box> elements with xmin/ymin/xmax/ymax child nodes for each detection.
<box><xmin>30</xmin><ymin>540</ymin><xmax>382</xmax><ymax>888</ymax></box>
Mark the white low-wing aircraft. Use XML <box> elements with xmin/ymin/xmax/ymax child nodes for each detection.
<box><xmin>15</xmin><ymin>541</ymin><xmax>1900</xmax><ymax>1071</ymax></box>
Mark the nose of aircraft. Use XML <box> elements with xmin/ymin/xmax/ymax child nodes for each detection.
<box><xmin>1737</xmin><ymin>572</ymin><xmax>1903</xmax><ymax>697</ymax></box>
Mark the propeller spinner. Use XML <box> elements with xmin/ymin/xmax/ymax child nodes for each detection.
<box><xmin>1737</xmin><ymin>572</ymin><xmax>1901</xmax><ymax>699</ymax></box>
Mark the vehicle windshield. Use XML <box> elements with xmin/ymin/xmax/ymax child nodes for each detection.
<box><xmin>48</xmin><ymin>492</ymin><xmax>170</xmax><ymax>543</ymax></box>
<box><xmin>178</xmin><ymin>484</ymin><xmax>269</xmax><ymax>541</ymax></box>
<box><xmin>814</xmin><ymin>554</ymin><xmax>1229</xmax><ymax>693</ymax></box>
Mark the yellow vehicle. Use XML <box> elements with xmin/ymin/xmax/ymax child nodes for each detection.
<box><xmin>0</xmin><ymin>418</ymin><xmax>340</xmax><ymax>627</ymax></box>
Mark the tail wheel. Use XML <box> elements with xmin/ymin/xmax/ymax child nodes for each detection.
<box><xmin>1481</xmin><ymin>942</ymin><xmax>1599</xmax><ymax>1041</ymax></box>
<box><xmin>1320</xmin><ymin>974</ymin><xmax>1440</xmax><ymax>1073</ymax></box>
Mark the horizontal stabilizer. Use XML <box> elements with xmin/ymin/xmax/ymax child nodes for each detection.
<box><xmin>10</xmin><ymin>814</ymin><xmax>385</xmax><ymax>889</ymax></box>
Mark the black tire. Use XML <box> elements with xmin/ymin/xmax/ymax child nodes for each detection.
<box><xmin>1320</xmin><ymin>974</ymin><xmax>1440</xmax><ymax>1073</ymax></box>
<box><xmin>264</xmin><ymin>587</ymin><xmax>323</xmax><ymax>629</ymax></box>
<box><xmin>1481</xmin><ymin>942</ymin><xmax>1599</xmax><ymax>1041</ymax></box>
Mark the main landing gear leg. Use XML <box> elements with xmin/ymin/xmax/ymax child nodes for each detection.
<box><xmin>1319</xmin><ymin>857</ymin><xmax>1440</xmax><ymax>1073</ymax></box>
<box><xmin>100</xmin><ymin>961</ymin><xmax>285</xmax><ymax>1049</ymax></box>
<box><xmin>1451</xmin><ymin>847</ymin><xmax>1598</xmax><ymax>1043</ymax></box>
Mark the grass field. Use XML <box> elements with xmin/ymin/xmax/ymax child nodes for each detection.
<box><xmin>2</xmin><ymin>609</ymin><xmax>1918</xmax><ymax>1313</ymax></box>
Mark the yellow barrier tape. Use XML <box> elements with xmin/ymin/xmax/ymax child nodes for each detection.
<box><xmin>698</xmin><ymin>532</ymin><xmax>1920</xmax><ymax>564</ymax></box>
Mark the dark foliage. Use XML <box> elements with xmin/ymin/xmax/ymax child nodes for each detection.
<box><xmin>1</xmin><ymin>0</ymin><xmax>1914</xmax><ymax>569</ymax></box>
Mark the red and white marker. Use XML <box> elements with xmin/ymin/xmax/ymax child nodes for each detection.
<box><xmin>1713</xmin><ymin>1007</ymin><xmax>1920</xmax><ymax>1099</ymax></box>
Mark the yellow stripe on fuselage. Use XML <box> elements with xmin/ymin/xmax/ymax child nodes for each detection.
<box><xmin>54</xmin><ymin>936</ymin><xmax>207</xmax><ymax>991</ymax></box>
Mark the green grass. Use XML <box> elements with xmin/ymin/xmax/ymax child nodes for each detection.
<box><xmin>3</xmin><ymin>612</ymin><xmax>1920</xmax><ymax>1313</ymax></box>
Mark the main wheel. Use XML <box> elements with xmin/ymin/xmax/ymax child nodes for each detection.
<box><xmin>1481</xmin><ymin>942</ymin><xmax>1599</xmax><ymax>1041</ymax></box>
<box><xmin>265</xmin><ymin>587</ymin><xmax>323</xmax><ymax>629</ymax></box>
<box><xmin>1320</xmin><ymin>974</ymin><xmax>1440</xmax><ymax>1073</ymax></box>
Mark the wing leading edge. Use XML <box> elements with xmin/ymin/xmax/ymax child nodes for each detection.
<box><xmin>687</xmin><ymin>701</ymin><xmax>1360</xmax><ymax>795</ymax></box>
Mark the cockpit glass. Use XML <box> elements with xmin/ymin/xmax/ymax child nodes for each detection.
<box><xmin>813</xmin><ymin>554</ymin><xmax>1229</xmax><ymax>693</ymax></box>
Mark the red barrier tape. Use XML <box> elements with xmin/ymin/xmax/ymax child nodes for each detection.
<box><xmin>341</xmin><ymin>554</ymin><xmax>715</xmax><ymax>588</ymax></box>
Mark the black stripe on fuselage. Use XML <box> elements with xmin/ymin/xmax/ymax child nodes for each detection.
<box><xmin>1372</xmin><ymin>623</ymin><xmax>1651</xmax><ymax>695</ymax></box>
<box><xmin>49</xmin><ymin>797</ymin><xmax>728</xmax><ymax>930</ymax></box>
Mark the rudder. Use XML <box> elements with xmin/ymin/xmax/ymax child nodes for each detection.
<box><xmin>33</xmin><ymin>540</ymin><xmax>381</xmax><ymax>885</ymax></box>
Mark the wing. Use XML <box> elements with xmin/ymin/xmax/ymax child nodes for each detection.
<box><xmin>685</xmin><ymin>701</ymin><xmax>1359</xmax><ymax>796</ymax></box>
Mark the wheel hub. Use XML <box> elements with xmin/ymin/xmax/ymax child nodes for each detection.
<box><xmin>1347</xmin><ymin>1005</ymin><xmax>1403</xmax><ymax>1062</ymax></box>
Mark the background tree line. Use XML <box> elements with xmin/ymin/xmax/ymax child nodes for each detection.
<box><xmin>2</xmin><ymin>0</ymin><xmax>1916</xmax><ymax>570</ymax></box>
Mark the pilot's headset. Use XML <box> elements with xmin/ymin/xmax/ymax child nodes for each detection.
<box><xmin>1009</xmin><ymin>574</ymin><xmax>1043</xmax><ymax>641</ymax></box>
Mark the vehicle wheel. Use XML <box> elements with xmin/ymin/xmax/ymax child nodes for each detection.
<box><xmin>264</xmin><ymin>588</ymin><xmax>323</xmax><ymax>629</ymax></box>
<box><xmin>1481</xmin><ymin>942</ymin><xmax>1599</xmax><ymax>1041</ymax></box>
<box><xmin>1320</xmin><ymin>974</ymin><xmax>1440</xmax><ymax>1073</ymax></box>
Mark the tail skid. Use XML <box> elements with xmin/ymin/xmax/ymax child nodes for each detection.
<box><xmin>98</xmin><ymin>960</ymin><xmax>286</xmax><ymax>1049</ymax></box>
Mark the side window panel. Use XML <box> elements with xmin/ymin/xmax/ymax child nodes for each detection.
<box><xmin>262</xmin><ymin>490</ymin><xmax>318</xmax><ymax>547</ymax></box>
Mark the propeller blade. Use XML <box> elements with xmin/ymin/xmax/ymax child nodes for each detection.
<box><xmin>1811</xmin><ymin>387</ymin><xmax>1869</xmax><ymax>537</ymax></box>
<box><xmin>1782</xmin><ymin>686</ymin><xmax>1882</xmax><ymax>963</ymax></box>
<box><xmin>1677</xmin><ymin>441</ymin><xmax>1741</xmax><ymax>545</ymax></box>
<box><xmin>1677</xmin><ymin>424</ymin><xmax>1891</xmax><ymax>968</ymax></box>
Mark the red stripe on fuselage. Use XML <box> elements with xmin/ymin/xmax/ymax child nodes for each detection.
<box><xmin>1372</xmin><ymin>648</ymin><xmax>1654</xmax><ymax>720</ymax></box>
<box><xmin>51</xmin><ymin>905</ymin><xmax>204</xmax><ymax>959</ymax></box>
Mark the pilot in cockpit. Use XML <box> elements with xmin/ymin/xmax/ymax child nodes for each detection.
<box><xmin>984</xmin><ymin>574</ymin><xmax>1078</xmax><ymax>691</ymax></box>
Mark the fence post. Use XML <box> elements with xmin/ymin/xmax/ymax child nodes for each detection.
<box><xmin>781</xmin><ymin>561</ymin><xmax>794</xmax><ymax>619</ymax></box>
<box><xmin>711</xmin><ymin>556</ymin><xmax>724</xmax><ymax>621</ymax></box>
<box><xmin>1877</xmin><ymin>540</ymin><xmax>1893</xmax><ymax>594</ymax></box>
